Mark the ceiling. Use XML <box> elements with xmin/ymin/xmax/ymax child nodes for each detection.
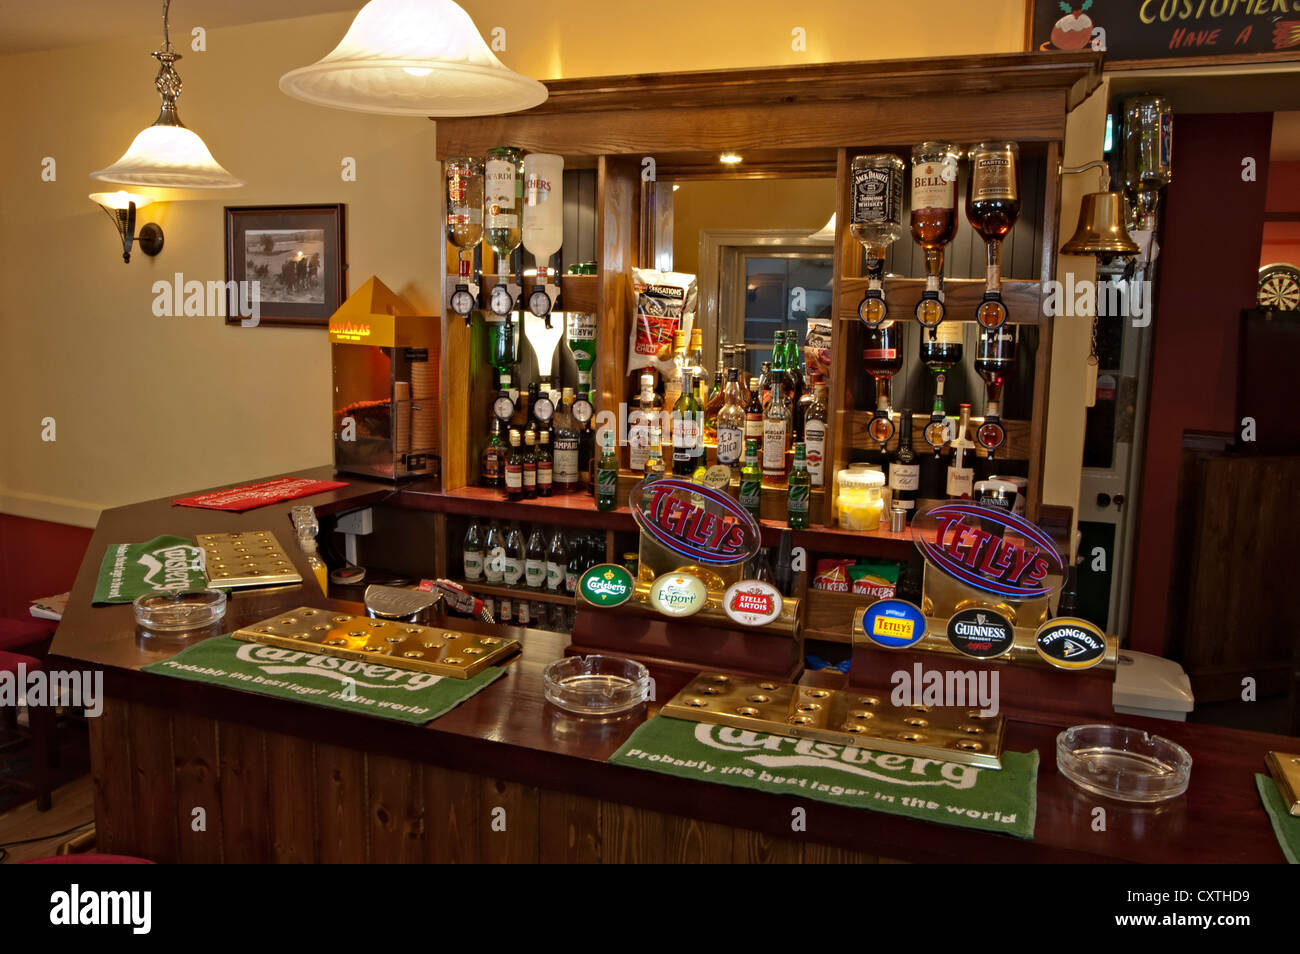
<box><xmin>0</xmin><ymin>0</ymin><xmax>361</xmax><ymax>55</ymax></box>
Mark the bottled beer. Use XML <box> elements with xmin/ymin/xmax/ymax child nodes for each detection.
<box><xmin>480</xmin><ymin>419</ymin><xmax>506</xmax><ymax>490</ymax></box>
<box><xmin>564</xmin><ymin>543</ymin><xmax>581</xmax><ymax>596</ymax></box>
<box><xmin>535</xmin><ymin>429</ymin><xmax>553</xmax><ymax>497</ymax></box>
<box><xmin>521</xmin><ymin>429</ymin><xmax>538</xmax><ymax>499</ymax></box>
<box><xmin>787</xmin><ymin>442</ymin><xmax>811</xmax><ymax>529</ymax></box>
<box><xmin>763</xmin><ymin>376</ymin><xmax>791</xmax><ymax>481</ymax></box>
<box><xmin>463</xmin><ymin>519</ymin><xmax>485</xmax><ymax>582</ymax></box>
<box><xmin>596</xmin><ymin>428</ymin><xmax>619</xmax><ymax>511</ymax></box>
<box><xmin>483</xmin><ymin>521</ymin><xmax>504</xmax><ymax>584</ymax></box>
<box><xmin>740</xmin><ymin>438</ymin><xmax>762</xmax><ymax>523</ymax></box>
<box><xmin>504</xmin><ymin>429</ymin><xmax>524</xmax><ymax>501</ymax></box>
<box><xmin>758</xmin><ymin>360</ymin><xmax>773</xmax><ymax>405</ymax></box>
<box><xmin>704</xmin><ymin>370</ymin><xmax>725</xmax><ymax>444</ymax></box>
<box><xmin>783</xmin><ymin>330</ymin><xmax>804</xmax><ymax>434</ymax></box>
<box><xmin>744</xmin><ymin>378</ymin><xmax>764</xmax><ymax>445</ymax></box>
<box><xmin>502</xmin><ymin>522</ymin><xmax>525</xmax><ymax>587</ymax></box>
<box><xmin>672</xmin><ymin>370</ymin><xmax>703</xmax><ymax>477</ymax></box>
<box><xmin>545</xmin><ymin>528</ymin><xmax>567</xmax><ymax>593</ymax></box>
<box><xmin>804</xmin><ymin>382</ymin><xmax>828</xmax><ymax>487</ymax></box>
<box><xmin>525</xmin><ymin>526</ymin><xmax>546</xmax><ymax>589</ymax></box>
<box><xmin>715</xmin><ymin>367</ymin><xmax>746</xmax><ymax>475</ymax></box>
<box><xmin>889</xmin><ymin>409</ymin><xmax>920</xmax><ymax>521</ymax></box>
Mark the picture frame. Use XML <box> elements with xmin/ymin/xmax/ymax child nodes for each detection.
<box><xmin>224</xmin><ymin>204</ymin><xmax>346</xmax><ymax>327</ymax></box>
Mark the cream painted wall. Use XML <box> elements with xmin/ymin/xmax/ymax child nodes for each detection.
<box><xmin>1044</xmin><ymin>80</ymin><xmax>1109</xmax><ymax>548</ymax></box>
<box><xmin>0</xmin><ymin>2</ymin><xmax>1030</xmax><ymax>527</ymax></box>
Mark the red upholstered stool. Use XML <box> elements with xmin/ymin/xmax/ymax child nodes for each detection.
<box><xmin>0</xmin><ymin>618</ymin><xmax>53</xmax><ymax>653</ymax></box>
<box><xmin>0</xmin><ymin>650</ymin><xmax>54</xmax><ymax>811</ymax></box>
<box><xmin>22</xmin><ymin>854</ymin><xmax>154</xmax><ymax>864</ymax></box>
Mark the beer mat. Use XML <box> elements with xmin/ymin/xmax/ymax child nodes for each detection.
<box><xmin>142</xmin><ymin>635</ymin><xmax>504</xmax><ymax>725</ymax></box>
<box><xmin>1255</xmin><ymin>774</ymin><xmax>1299</xmax><ymax>864</ymax></box>
<box><xmin>172</xmin><ymin>477</ymin><xmax>349</xmax><ymax>511</ymax></box>
<box><xmin>93</xmin><ymin>535</ymin><xmax>208</xmax><ymax>604</ymax></box>
<box><xmin>609</xmin><ymin>714</ymin><xmax>1037</xmax><ymax>839</ymax></box>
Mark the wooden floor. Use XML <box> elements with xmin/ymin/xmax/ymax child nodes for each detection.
<box><xmin>0</xmin><ymin>774</ymin><xmax>94</xmax><ymax>863</ymax></box>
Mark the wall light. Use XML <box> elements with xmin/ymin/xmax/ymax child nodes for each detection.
<box><xmin>90</xmin><ymin>193</ymin><xmax>165</xmax><ymax>264</ymax></box>
<box><xmin>720</xmin><ymin>152</ymin><xmax>743</xmax><ymax>165</ymax></box>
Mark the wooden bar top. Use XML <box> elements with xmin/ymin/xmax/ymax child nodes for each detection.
<box><xmin>50</xmin><ymin>467</ymin><xmax>1293</xmax><ymax>863</ymax></box>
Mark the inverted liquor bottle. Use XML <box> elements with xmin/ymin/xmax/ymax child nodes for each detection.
<box><xmin>966</xmin><ymin>141</ymin><xmax>1021</xmax><ymax>330</ymax></box>
<box><xmin>909</xmin><ymin>141</ymin><xmax>960</xmax><ymax>329</ymax></box>
<box><xmin>521</xmin><ymin>153</ymin><xmax>563</xmax><ymax>315</ymax></box>
<box><xmin>1123</xmin><ymin>95</ymin><xmax>1173</xmax><ymax>231</ymax></box>
<box><xmin>863</xmin><ymin>320</ymin><xmax>904</xmax><ymax>448</ymax></box>
<box><xmin>919</xmin><ymin>319</ymin><xmax>963</xmax><ymax>453</ymax></box>
<box><xmin>974</xmin><ymin>325</ymin><xmax>1016</xmax><ymax>456</ymax></box>
<box><xmin>850</xmin><ymin>153</ymin><xmax>905</xmax><ymax>327</ymax></box>
<box><xmin>445</xmin><ymin>157</ymin><xmax>483</xmax><ymax>321</ymax></box>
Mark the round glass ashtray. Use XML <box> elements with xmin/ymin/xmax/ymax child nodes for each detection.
<box><xmin>1056</xmin><ymin>723</ymin><xmax>1191</xmax><ymax>803</ymax></box>
<box><xmin>133</xmin><ymin>589</ymin><xmax>227</xmax><ymax>633</ymax></box>
<box><xmin>543</xmin><ymin>655</ymin><xmax>650</xmax><ymax>715</ymax></box>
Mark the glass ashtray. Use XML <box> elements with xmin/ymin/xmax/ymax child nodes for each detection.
<box><xmin>543</xmin><ymin>655</ymin><xmax>650</xmax><ymax>715</ymax></box>
<box><xmin>133</xmin><ymin>588</ymin><xmax>227</xmax><ymax>633</ymax></box>
<box><xmin>1056</xmin><ymin>723</ymin><xmax>1191</xmax><ymax>803</ymax></box>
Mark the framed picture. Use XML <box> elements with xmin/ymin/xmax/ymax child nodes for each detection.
<box><xmin>224</xmin><ymin>204</ymin><xmax>346</xmax><ymax>327</ymax></box>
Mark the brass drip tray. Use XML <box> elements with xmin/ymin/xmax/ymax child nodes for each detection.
<box><xmin>198</xmin><ymin>530</ymin><xmax>302</xmax><ymax>589</ymax></box>
<box><xmin>231</xmin><ymin>606</ymin><xmax>520</xmax><ymax>678</ymax></box>
<box><xmin>661</xmin><ymin>673</ymin><xmax>1006</xmax><ymax>769</ymax></box>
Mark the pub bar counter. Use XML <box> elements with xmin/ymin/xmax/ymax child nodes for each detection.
<box><xmin>49</xmin><ymin>468</ymin><xmax>1293</xmax><ymax>863</ymax></box>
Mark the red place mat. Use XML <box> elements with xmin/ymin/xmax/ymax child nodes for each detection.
<box><xmin>173</xmin><ymin>477</ymin><xmax>349</xmax><ymax>512</ymax></box>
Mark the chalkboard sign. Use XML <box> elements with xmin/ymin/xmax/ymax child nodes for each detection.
<box><xmin>1031</xmin><ymin>0</ymin><xmax>1300</xmax><ymax>64</ymax></box>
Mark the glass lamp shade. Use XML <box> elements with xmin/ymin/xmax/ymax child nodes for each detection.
<box><xmin>89</xmin><ymin>191</ymin><xmax>154</xmax><ymax>211</ymax></box>
<box><xmin>90</xmin><ymin>124</ymin><xmax>244</xmax><ymax>189</ymax></box>
<box><xmin>278</xmin><ymin>0</ymin><xmax>548</xmax><ymax>117</ymax></box>
<box><xmin>809</xmin><ymin>213</ymin><xmax>836</xmax><ymax>242</ymax></box>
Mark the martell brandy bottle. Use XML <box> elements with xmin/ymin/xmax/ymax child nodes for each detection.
<box><xmin>966</xmin><ymin>141</ymin><xmax>1021</xmax><ymax>329</ymax></box>
<box><xmin>910</xmin><ymin>141</ymin><xmax>960</xmax><ymax>329</ymax></box>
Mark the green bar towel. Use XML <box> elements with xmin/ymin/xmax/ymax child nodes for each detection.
<box><xmin>1255</xmin><ymin>773</ymin><xmax>1299</xmax><ymax>864</ymax></box>
<box><xmin>610</xmin><ymin>713</ymin><xmax>1037</xmax><ymax>838</ymax></box>
<box><xmin>93</xmin><ymin>535</ymin><xmax>208</xmax><ymax>604</ymax></box>
<box><xmin>143</xmin><ymin>635</ymin><xmax>504</xmax><ymax>725</ymax></box>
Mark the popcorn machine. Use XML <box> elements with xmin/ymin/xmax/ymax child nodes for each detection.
<box><xmin>329</xmin><ymin>276</ymin><xmax>440</xmax><ymax>482</ymax></box>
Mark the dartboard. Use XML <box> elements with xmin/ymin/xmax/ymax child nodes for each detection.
<box><xmin>1258</xmin><ymin>264</ymin><xmax>1300</xmax><ymax>311</ymax></box>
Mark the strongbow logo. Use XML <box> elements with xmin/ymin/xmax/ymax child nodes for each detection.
<box><xmin>693</xmin><ymin>724</ymin><xmax>982</xmax><ymax>789</ymax></box>
<box><xmin>578</xmin><ymin>563</ymin><xmax>634</xmax><ymax>607</ymax></box>
<box><xmin>1034</xmin><ymin>617</ymin><xmax>1107</xmax><ymax>670</ymax></box>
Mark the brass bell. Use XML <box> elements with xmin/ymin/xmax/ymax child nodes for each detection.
<box><xmin>1061</xmin><ymin>192</ymin><xmax>1141</xmax><ymax>256</ymax></box>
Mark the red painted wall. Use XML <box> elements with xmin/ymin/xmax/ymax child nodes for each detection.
<box><xmin>1128</xmin><ymin>113</ymin><xmax>1273</xmax><ymax>655</ymax></box>
<box><xmin>0</xmin><ymin>514</ymin><xmax>93</xmax><ymax>620</ymax></box>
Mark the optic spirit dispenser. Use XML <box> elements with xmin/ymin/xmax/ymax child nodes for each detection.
<box><xmin>909</xmin><ymin>141</ymin><xmax>960</xmax><ymax>329</ymax></box>
<box><xmin>849</xmin><ymin>153</ymin><xmax>905</xmax><ymax>327</ymax></box>
<box><xmin>445</xmin><ymin>156</ymin><xmax>483</xmax><ymax>324</ymax></box>
<box><xmin>966</xmin><ymin>141</ymin><xmax>1021</xmax><ymax>330</ymax></box>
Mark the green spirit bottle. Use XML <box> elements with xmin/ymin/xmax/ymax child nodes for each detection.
<box><xmin>787</xmin><ymin>441</ymin><xmax>810</xmax><ymax>529</ymax></box>
<box><xmin>740</xmin><ymin>438</ymin><xmax>762</xmax><ymax>523</ymax></box>
<box><xmin>596</xmin><ymin>428</ymin><xmax>619</xmax><ymax>511</ymax></box>
<box><xmin>672</xmin><ymin>370</ymin><xmax>703</xmax><ymax>477</ymax></box>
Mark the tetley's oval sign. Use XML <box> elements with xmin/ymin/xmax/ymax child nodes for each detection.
<box><xmin>630</xmin><ymin>478</ymin><xmax>761</xmax><ymax>567</ymax></box>
<box><xmin>912</xmin><ymin>503</ymin><xmax>1064</xmax><ymax>600</ymax></box>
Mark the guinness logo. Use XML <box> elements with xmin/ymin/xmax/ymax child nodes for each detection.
<box><xmin>946</xmin><ymin>607</ymin><xmax>1015</xmax><ymax>660</ymax></box>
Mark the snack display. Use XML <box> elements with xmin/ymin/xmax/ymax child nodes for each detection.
<box><xmin>628</xmin><ymin>268</ymin><xmax>698</xmax><ymax>376</ymax></box>
<box><xmin>813</xmin><ymin>557</ymin><xmax>903</xmax><ymax>597</ymax></box>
